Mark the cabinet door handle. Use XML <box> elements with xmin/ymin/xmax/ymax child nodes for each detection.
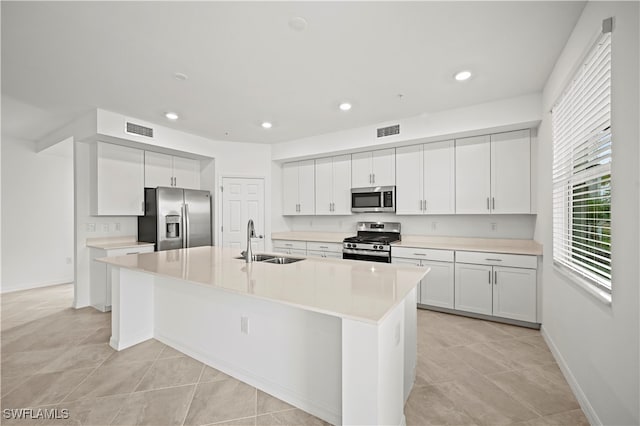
<box><xmin>485</xmin><ymin>258</ymin><xmax>503</xmax><ymax>262</ymax></box>
<box><xmin>488</xmin><ymin>270</ymin><xmax>492</xmax><ymax>284</ymax></box>
<box><xmin>419</xmin><ymin>200</ymin><xmax>423</xmax><ymax>211</ymax></box>
<box><xmin>492</xmin><ymin>197</ymin><xmax>495</xmax><ymax>210</ymax></box>
<box><xmin>494</xmin><ymin>271</ymin><xmax>498</xmax><ymax>284</ymax></box>
<box><xmin>486</xmin><ymin>197</ymin><xmax>490</xmax><ymax>210</ymax></box>
<box><xmin>372</xmin><ymin>173</ymin><xmax>375</xmax><ymax>184</ymax></box>
<box><xmin>424</xmin><ymin>200</ymin><xmax>427</xmax><ymax>211</ymax></box>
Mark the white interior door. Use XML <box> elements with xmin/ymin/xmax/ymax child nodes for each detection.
<box><xmin>222</xmin><ymin>177</ymin><xmax>265</xmax><ymax>252</ymax></box>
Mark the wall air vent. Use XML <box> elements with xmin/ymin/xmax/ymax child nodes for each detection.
<box><xmin>125</xmin><ymin>121</ymin><xmax>154</xmax><ymax>138</ymax></box>
<box><xmin>377</xmin><ymin>124</ymin><xmax>400</xmax><ymax>138</ymax></box>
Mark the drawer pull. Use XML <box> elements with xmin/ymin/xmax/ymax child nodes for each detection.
<box><xmin>126</xmin><ymin>252</ymin><xmax>137</xmax><ymax>255</ymax></box>
<box><xmin>284</xmin><ymin>243</ymin><xmax>293</xmax><ymax>246</ymax></box>
<box><xmin>485</xmin><ymin>258</ymin><xmax>503</xmax><ymax>261</ymax></box>
<box><xmin>319</xmin><ymin>246</ymin><xmax>329</xmax><ymax>249</ymax></box>
<box><xmin>413</xmin><ymin>253</ymin><xmax>426</xmax><ymax>256</ymax></box>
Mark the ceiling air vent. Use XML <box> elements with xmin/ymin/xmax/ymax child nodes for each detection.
<box><xmin>125</xmin><ymin>121</ymin><xmax>154</xmax><ymax>138</ymax></box>
<box><xmin>377</xmin><ymin>124</ymin><xmax>400</xmax><ymax>138</ymax></box>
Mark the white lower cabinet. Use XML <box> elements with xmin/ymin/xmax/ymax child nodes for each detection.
<box><xmin>392</xmin><ymin>247</ymin><xmax>455</xmax><ymax>309</ymax></box>
<box><xmin>90</xmin><ymin>245</ymin><xmax>154</xmax><ymax>312</ymax></box>
<box><xmin>454</xmin><ymin>251</ymin><xmax>537</xmax><ymax>323</ymax></box>
<box><xmin>307</xmin><ymin>242</ymin><xmax>343</xmax><ymax>259</ymax></box>
<box><xmin>272</xmin><ymin>240</ymin><xmax>307</xmax><ymax>256</ymax></box>
<box><xmin>492</xmin><ymin>266</ymin><xmax>537</xmax><ymax>323</ymax></box>
<box><xmin>454</xmin><ymin>263</ymin><xmax>494</xmax><ymax>315</ymax></box>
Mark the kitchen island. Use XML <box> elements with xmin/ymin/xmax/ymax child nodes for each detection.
<box><xmin>97</xmin><ymin>246</ymin><xmax>428</xmax><ymax>425</ymax></box>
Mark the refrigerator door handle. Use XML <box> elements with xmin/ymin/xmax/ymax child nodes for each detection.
<box><xmin>184</xmin><ymin>204</ymin><xmax>190</xmax><ymax>248</ymax></box>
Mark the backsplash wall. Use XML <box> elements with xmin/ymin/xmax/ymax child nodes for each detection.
<box><xmin>284</xmin><ymin>214</ymin><xmax>536</xmax><ymax>239</ymax></box>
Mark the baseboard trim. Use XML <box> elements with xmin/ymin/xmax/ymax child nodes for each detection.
<box><xmin>540</xmin><ymin>326</ymin><xmax>602</xmax><ymax>426</ymax></box>
<box><xmin>418</xmin><ymin>304</ymin><xmax>540</xmax><ymax>329</ymax></box>
<box><xmin>1</xmin><ymin>279</ymin><xmax>72</xmax><ymax>294</ymax></box>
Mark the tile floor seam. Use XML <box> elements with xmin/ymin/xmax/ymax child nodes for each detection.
<box><xmin>180</xmin><ymin>364</ymin><xmax>206</xmax><ymax>426</ymax></box>
<box><xmin>127</xmin><ymin>358</ymin><xmax>157</xmax><ymax>397</ymax></box>
<box><xmin>203</xmin><ymin>414</ymin><xmax>257</xmax><ymax>426</ymax></box>
<box><xmin>57</xmin><ymin>346</ymin><xmax>121</xmax><ymax>405</ymax></box>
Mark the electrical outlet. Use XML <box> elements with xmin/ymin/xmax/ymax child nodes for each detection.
<box><xmin>114</xmin><ymin>223</ymin><xmax>121</xmax><ymax>232</ymax></box>
<box><xmin>431</xmin><ymin>222</ymin><xmax>438</xmax><ymax>231</ymax></box>
<box><xmin>240</xmin><ymin>316</ymin><xmax>249</xmax><ymax>334</ymax></box>
<box><xmin>86</xmin><ymin>223</ymin><xmax>96</xmax><ymax>232</ymax></box>
<box><xmin>309</xmin><ymin>220</ymin><xmax>313</xmax><ymax>227</ymax></box>
<box><xmin>491</xmin><ymin>223</ymin><xmax>498</xmax><ymax>232</ymax></box>
<box><xmin>101</xmin><ymin>223</ymin><xmax>110</xmax><ymax>232</ymax></box>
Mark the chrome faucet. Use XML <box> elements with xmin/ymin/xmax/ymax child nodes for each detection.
<box><xmin>245</xmin><ymin>219</ymin><xmax>256</xmax><ymax>263</ymax></box>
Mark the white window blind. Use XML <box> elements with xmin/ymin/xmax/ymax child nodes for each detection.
<box><xmin>552</xmin><ymin>30</ymin><xmax>612</xmax><ymax>292</ymax></box>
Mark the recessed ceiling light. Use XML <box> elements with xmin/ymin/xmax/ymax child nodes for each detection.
<box><xmin>288</xmin><ymin>16</ymin><xmax>308</xmax><ymax>32</ymax></box>
<box><xmin>454</xmin><ymin>70</ymin><xmax>472</xmax><ymax>81</ymax></box>
<box><xmin>339</xmin><ymin>102</ymin><xmax>352</xmax><ymax>111</ymax></box>
<box><xmin>165</xmin><ymin>112</ymin><xmax>179</xmax><ymax>120</ymax></box>
<box><xmin>261</xmin><ymin>122</ymin><xmax>273</xmax><ymax>129</ymax></box>
<box><xmin>174</xmin><ymin>72</ymin><xmax>188</xmax><ymax>81</ymax></box>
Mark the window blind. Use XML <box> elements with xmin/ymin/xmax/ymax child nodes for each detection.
<box><xmin>552</xmin><ymin>31</ymin><xmax>612</xmax><ymax>292</ymax></box>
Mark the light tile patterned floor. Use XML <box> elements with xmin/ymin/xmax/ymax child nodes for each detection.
<box><xmin>1</xmin><ymin>284</ymin><xmax>588</xmax><ymax>425</ymax></box>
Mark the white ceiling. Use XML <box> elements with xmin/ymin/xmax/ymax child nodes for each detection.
<box><xmin>2</xmin><ymin>1</ymin><xmax>585</xmax><ymax>144</ymax></box>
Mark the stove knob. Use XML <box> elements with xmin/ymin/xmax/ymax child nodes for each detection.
<box><xmin>374</xmin><ymin>245</ymin><xmax>379</xmax><ymax>249</ymax></box>
<box><xmin>352</xmin><ymin>243</ymin><xmax>357</xmax><ymax>249</ymax></box>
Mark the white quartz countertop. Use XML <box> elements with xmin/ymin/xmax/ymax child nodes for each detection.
<box><xmin>87</xmin><ymin>236</ymin><xmax>155</xmax><ymax>250</ymax></box>
<box><xmin>271</xmin><ymin>231</ymin><xmax>542</xmax><ymax>256</ymax></box>
<box><xmin>271</xmin><ymin>231</ymin><xmax>351</xmax><ymax>243</ymax></box>
<box><xmin>96</xmin><ymin>246</ymin><xmax>427</xmax><ymax>324</ymax></box>
<box><xmin>395</xmin><ymin>235</ymin><xmax>543</xmax><ymax>256</ymax></box>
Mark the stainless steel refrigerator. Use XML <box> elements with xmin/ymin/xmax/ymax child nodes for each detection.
<box><xmin>138</xmin><ymin>187</ymin><xmax>212</xmax><ymax>251</ymax></box>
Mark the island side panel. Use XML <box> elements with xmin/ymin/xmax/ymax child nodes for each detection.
<box><xmin>109</xmin><ymin>267</ymin><xmax>155</xmax><ymax>350</ymax></box>
<box><xmin>152</xmin><ymin>276</ymin><xmax>343</xmax><ymax>425</ymax></box>
<box><xmin>404</xmin><ymin>286</ymin><xmax>417</xmax><ymax>403</ymax></box>
<box><xmin>342</xmin><ymin>299</ymin><xmax>406</xmax><ymax>426</ymax></box>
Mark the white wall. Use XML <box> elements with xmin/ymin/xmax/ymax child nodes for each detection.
<box><xmin>1</xmin><ymin>136</ymin><xmax>74</xmax><ymax>292</ymax></box>
<box><xmin>284</xmin><ymin>214</ymin><xmax>536</xmax><ymax>240</ymax></box>
<box><xmin>272</xmin><ymin>93</ymin><xmax>541</xmax><ymax>162</ymax></box>
<box><xmin>535</xmin><ymin>2</ymin><xmax>639</xmax><ymax>425</ymax></box>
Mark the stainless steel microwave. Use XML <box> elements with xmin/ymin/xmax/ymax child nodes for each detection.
<box><xmin>351</xmin><ymin>186</ymin><xmax>396</xmax><ymax>213</ymax></box>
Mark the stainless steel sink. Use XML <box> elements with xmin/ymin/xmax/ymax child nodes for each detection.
<box><xmin>262</xmin><ymin>257</ymin><xmax>305</xmax><ymax>265</ymax></box>
<box><xmin>234</xmin><ymin>254</ymin><xmax>277</xmax><ymax>262</ymax></box>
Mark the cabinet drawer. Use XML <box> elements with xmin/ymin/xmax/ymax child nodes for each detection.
<box><xmin>455</xmin><ymin>251</ymin><xmax>537</xmax><ymax>269</ymax></box>
<box><xmin>272</xmin><ymin>239</ymin><xmax>307</xmax><ymax>250</ymax></box>
<box><xmin>307</xmin><ymin>242</ymin><xmax>342</xmax><ymax>253</ymax></box>
<box><xmin>392</xmin><ymin>247</ymin><xmax>454</xmax><ymax>262</ymax></box>
<box><xmin>105</xmin><ymin>246</ymin><xmax>154</xmax><ymax>257</ymax></box>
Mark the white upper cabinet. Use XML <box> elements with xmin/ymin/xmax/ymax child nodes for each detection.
<box><xmin>91</xmin><ymin>142</ymin><xmax>145</xmax><ymax>216</ymax></box>
<box><xmin>144</xmin><ymin>151</ymin><xmax>200</xmax><ymax>190</ymax></box>
<box><xmin>172</xmin><ymin>156</ymin><xmax>201</xmax><ymax>190</ymax></box>
<box><xmin>456</xmin><ymin>130</ymin><xmax>531</xmax><ymax>214</ymax></box>
<box><xmin>396</xmin><ymin>141</ymin><xmax>454</xmax><ymax>215</ymax></box>
<box><xmin>395</xmin><ymin>145</ymin><xmax>422</xmax><ymax>214</ymax></box>
<box><xmin>315</xmin><ymin>155</ymin><xmax>352</xmax><ymax>215</ymax></box>
<box><xmin>282</xmin><ymin>160</ymin><xmax>315</xmax><ymax>215</ymax></box>
<box><xmin>456</xmin><ymin>135</ymin><xmax>491</xmax><ymax>214</ymax></box>
<box><xmin>491</xmin><ymin>130</ymin><xmax>531</xmax><ymax>214</ymax></box>
<box><xmin>352</xmin><ymin>148</ymin><xmax>395</xmax><ymax>188</ymax></box>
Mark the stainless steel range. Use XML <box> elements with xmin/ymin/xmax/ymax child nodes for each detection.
<box><xmin>342</xmin><ymin>222</ymin><xmax>401</xmax><ymax>263</ymax></box>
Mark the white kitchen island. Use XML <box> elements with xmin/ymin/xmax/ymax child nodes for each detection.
<box><xmin>97</xmin><ymin>246</ymin><xmax>428</xmax><ymax>425</ymax></box>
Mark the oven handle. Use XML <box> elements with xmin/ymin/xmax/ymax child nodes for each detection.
<box><xmin>342</xmin><ymin>248</ymin><xmax>390</xmax><ymax>258</ymax></box>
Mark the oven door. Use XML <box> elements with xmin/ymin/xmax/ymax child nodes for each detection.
<box><xmin>343</xmin><ymin>249</ymin><xmax>391</xmax><ymax>263</ymax></box>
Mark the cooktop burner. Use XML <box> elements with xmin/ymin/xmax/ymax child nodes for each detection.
<box><xmin>343</xmin><ymin>235</ymin><xmax>399</xmax><ymax>245</ymax></box>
